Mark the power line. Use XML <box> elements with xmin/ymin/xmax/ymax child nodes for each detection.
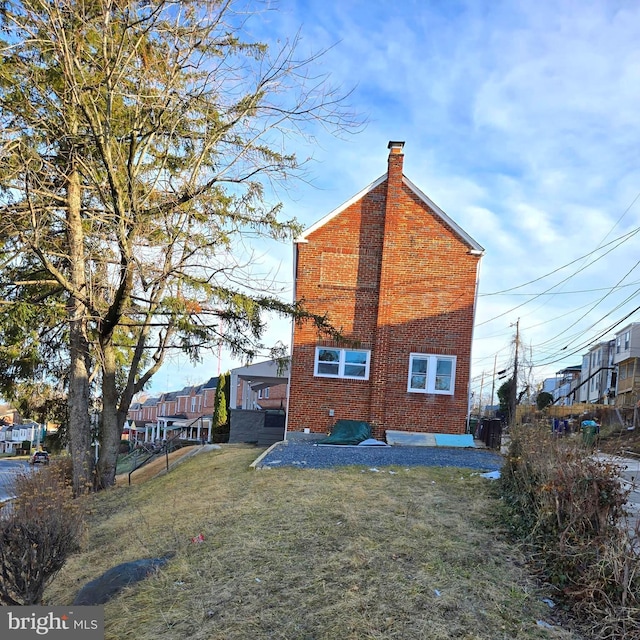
<box><xmin>480</xmin><ymin>226</ymin><xmax>640</xmax><ymax>298</ymax></box>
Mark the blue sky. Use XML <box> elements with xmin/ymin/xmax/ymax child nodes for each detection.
<box><xmin>152</xmin><ymin>0</ymin><xmax>640</xmax><ymax>400</ymax></box>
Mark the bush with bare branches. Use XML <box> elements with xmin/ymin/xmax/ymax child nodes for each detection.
<box><xmin>500</xmin><ymin>425</ymin><xmax>640</xmax><ymax>638</ymax></box>
<box><xmin>0</xmin><ymin>460</ymin><xmax>85</xmax><ymax>605</ymax></box>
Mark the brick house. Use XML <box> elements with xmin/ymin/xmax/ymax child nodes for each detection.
<box><xmin>286</xmin><ymin>141</ymin><xmax>484</xmax><ymax>440</ymax></box>
<box><xmin>126</xmin><ymin>377</ymin><xmax>218</xmax><ymax>443</ymax></box>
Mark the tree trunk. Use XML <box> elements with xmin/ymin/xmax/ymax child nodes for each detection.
<box><xmin>95</xmin><ymin>341</ymin><xmax>122</xmax><ymax>489</ymax></box>
<box><xmin>66</xmin><ymin>167</ymin><xmax>93</xmax><ymax>495</ymax></box>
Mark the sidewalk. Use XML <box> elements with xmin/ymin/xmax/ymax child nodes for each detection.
<box><xmin>595</xmin><ymin>453</ymin><xmax>640</xmax><ymax>535</ymax></box>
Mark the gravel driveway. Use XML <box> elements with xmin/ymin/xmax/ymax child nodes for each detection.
<box><xmin>254</xmin><ymin>441</ymin><xmax>503</xmax><ymax>471</ymax></box>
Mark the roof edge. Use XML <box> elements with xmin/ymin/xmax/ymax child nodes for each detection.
<box><xmin>403</xmin><ymin>176</ymin><xmax>484</xmax><ymax>253</ymax></box>
<box><xmin>295</xmin><ymin>174</ymin><xmax>387</xmax><ymax>243</ymax></box>
<box><xmin>295</xmin><ymin>173</ymin><xmax>484</xmax><ymax>255</ymax></box>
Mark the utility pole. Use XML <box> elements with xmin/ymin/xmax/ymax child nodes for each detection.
<box><xmin>510</xmin><ymin>319</ymin><xmax>520</xmax><ymax>427</ymax></box>
<box><xmin>489</xmin><ymin>354</ymin><xmax>497</xmax><ymax>413</ymax></box>
<box><xmin>478</xmin><ymin>370</ymin><xmax>485</xmax><ymax>416</ymax></box>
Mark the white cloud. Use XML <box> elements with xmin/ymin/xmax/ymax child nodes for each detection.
<box><xmin>150</xmin><ymin>1</ymin><xmax>640</xmax><ymax>396</ymax></box>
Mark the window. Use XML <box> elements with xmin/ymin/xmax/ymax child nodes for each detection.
<box><xmin>617</xmin><ymin>336</ymin><xmax>621</xmax><ymax>353</ymax></box>
<box><xmin>314</xmin><ymin>348</ymin><xmax>370</xmax><ymax>380</ymax></box>
<box><xmin>190</xmin><ymin>397</ymin><xmax>196</xmax><ymax>412</ymax></box>
<box><xmin>625</xmin><ymin>331</ymin><xmax>630</xmax><ymax>350</ymax></box>
<box><xmin>408</xmin><ymin>353</ymin><xmax>456</xmax><ymax>395</ymax></box>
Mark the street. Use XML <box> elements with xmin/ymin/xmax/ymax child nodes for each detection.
<box><xmin>0</xmin><ymin>458</ymin><xmax>30</xmax><ymax>502</ymax></box>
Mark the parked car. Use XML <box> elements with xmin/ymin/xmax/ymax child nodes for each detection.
<box><xmin>29</xmin><ymin>451</ymin><xmax>50</xmax><ymax>465</ymax></box>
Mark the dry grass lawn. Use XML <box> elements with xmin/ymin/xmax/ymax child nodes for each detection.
<box><xmin>115</xmin><ymin>445</ymin><xmax>201</xmax><ymax>486</ymax></box>
<box><xmin>45</xmin><ymin>445</ymin><xmax>583</xmax><ymax>640</ymax></box>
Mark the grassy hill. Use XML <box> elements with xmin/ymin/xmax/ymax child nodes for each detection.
<box><xmin>45</xmin><ymin>445</ymin><xmax>581</xmax><ymax>640</ymax></box>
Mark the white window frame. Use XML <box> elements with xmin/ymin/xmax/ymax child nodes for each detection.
<box><xmin>407</xmin><ymin>353</ymin><xmax>456</xmax><ymax>395</ymax></box>
<box><xmin>314</xmin><ymin>347</ymin><xmax>371</xmax><ymax>380</ymax></box>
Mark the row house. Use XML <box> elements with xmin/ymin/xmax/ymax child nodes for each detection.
<box><xmin>551</xmin><ymin>365</ymin><xmax>582</xmax><ymax>406</ymax></box>
<box><xmin>546</xmin><ymin>324</ymin><xmax>639</xmax><ymax>419</ymax></box>
<box><xmin>578</xmin><ymin>340</ymin><xmax>615</xmax><ymax>405</ymax></box>
<box><xmin>612</xmin><ymin>322</ymin><xmax>640</xmax><ymax>416</ymax></box>
<box><xmin>127</xmin><ymin>377</ymin><xmax>218</xmax><ymax>444</ymax></box>
<box><xmin>0</xmin><ymin>422</ymin><xmax>46</xmax><ymax>454</ymax></box>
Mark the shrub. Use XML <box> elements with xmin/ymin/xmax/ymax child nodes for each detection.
<box><xmin>500</xmin><ymin>425</ymin><xmax>640</xmax><ymax>638</ymax></box>
<box><xmin>0</xmin><ymin>461</ymin><xmax>85</xmax><ymax>605</ymax></box>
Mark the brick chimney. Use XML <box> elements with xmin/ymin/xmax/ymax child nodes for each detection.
<box><xmin>387</xmin><ymin>140</ymin><xmax>405</xmax><ymax>187</ymax></box>
<box><xmin>369</xmin><ymin>141</ymin><xmax>407</xmax><ymax>435</ymax></box>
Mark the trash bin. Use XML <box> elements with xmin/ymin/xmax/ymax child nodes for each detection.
<box><xmin>486</xmin><ymin>419</ymin><xmax>502</xmax><ymax>450</ymax></box>
<box><xmin>479</xmin><ymin>418</ymin><xmax>502</xmax><ymax>449</ymax></box>
<box><xmin>581</xmin><ymin>423</ymin><xmax>598</xmax><ymax>446</ymax></box>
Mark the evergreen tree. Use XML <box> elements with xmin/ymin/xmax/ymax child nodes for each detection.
<box><xmin>0</xmin><ymin>0</ymin><xmax>355</xmax><ymax>491</ymax></box>
<box><xmin>212</xmin><ymin>372</ymin><xmax>229</xmax><ymax>442</ymax></box>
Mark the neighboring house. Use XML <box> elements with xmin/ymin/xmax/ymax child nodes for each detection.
<box><xmin>256</xmin><ymin>384</ymin><xmax>287</xmax><ymax>411</ymax></box>
<box><xmin>230</xmin><ymin>360</ymin><xmax>289</xmax><ymax>410</ymax></box>
<box><xmin>579</xmin><ymin>340</ymin><xmax>616</xmax><ymax>405</ymax></box>
<box><xmin>552</xmin><ymin>365</ymin><xmax>582</xmax><ymax>406</ymax></box>
<box><xmin>127</xmin><ymin>377</ymin><xmax>219</xmax><ymax>443</ymax></box>
<box><xmin>613</xmin><ymin>322</ymin><xmax>640</xmax><ymax>418</ymax></box>
<box><xmin>0</xmin><ymin>425</ymin><xmax>12</xmax><ymax>453</ymax></box>
<box><xmin>542</xmin><ymin>377</ymin><xmax>561</xmax><ymax>395</ymax></box>
<box><xmin>4</xmin><ymin>421</ymin><xmax>46</xmax><ymax>452</ymax></box>
<box><xmin>0</xmin><ymin>404</ymin><xmax>21</xmax><ymax>425</ymax></box>
<box><xmin>287</xmin><ymin>141</ymin><xmax>484</xmax><ymax>439</ymax></box>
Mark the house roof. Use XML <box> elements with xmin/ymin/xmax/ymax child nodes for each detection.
<box><xmin>194</xmin><ymin>377</ymin><xmax>219</xmax><ymax>394</ymax></box>
<box><xmin>557</xmin><ymin>365</ymin><xmax>582</xmax><ymax>374</ymax></box>
<box><xmin>295</xmin><ymin>174</ymin><xmax>484</xmax><ymax>254</ymax></box>
<box><xmin>231</xmin><ymin>359</ymin><xmax>290</xmax><ymax>389</ymax></box>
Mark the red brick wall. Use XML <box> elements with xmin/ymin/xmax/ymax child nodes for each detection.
<box><xmin>287</xmin><ymin>149</ymin><xmax>480</xmax><ymax>440</ymax></box>
<box><xmin>257</xmin><ymin>383</ymin><xmax>288</xmax><ymax>411</ymax></box>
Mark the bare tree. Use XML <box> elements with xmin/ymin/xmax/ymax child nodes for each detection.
<box><xmin>0</xmin><ymin>0</ymin><xmax>357</xmax><ymax>491</ymax></box>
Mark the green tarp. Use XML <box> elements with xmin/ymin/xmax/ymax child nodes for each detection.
<box><xmin>317</xmin><ymin>420</ymin><xmax>372</xmax><ymax>445</ymax></box>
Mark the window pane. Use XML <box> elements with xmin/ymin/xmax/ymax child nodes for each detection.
<box><xmin>345</xmin><ymin>350</ymin><xmax>367</xmax><ymax>365</ymax></box>
<box><xmin>318</xmin><ymin>349</ymin><xmax>339</xmax><ymax>362</ymax></box>
<box><xmin>410</xmin><ymin>356</ymin><xmax>428</xmax><ymax>390</ymax></box>
<box><xmin>435</xmin><ymin>358</ymin><xmax>453</xmax><ymax>391</ymax></box>
<box><xmin>436</xmin><ymin>359</ymin><xmax>452</xmax><ymax>376</ymax></box>
<box><xmin>344</xmin><ymin>364</ymin><xmax>366</xmax><ymax>377</ymax></box>
<box><xmin>411</xmin><ymin>358</ymin><xmax>428</xmax><ymax>374</ymax></box>
<box><xmin>410</xmin><ymin>374</ymin><xmax>427</xmax><ymax>389</ymax></box>
<box><xmin>318</xmin><ymin>362</ymin><xmax>339</xmax><ymax>375</ymax></box>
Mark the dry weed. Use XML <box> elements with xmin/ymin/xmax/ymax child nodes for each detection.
<box><xmin>47</xmin><ymin>446</ymin><xmax>581</xmax><ymax>639</ymax></box>
<box><xmin>501</xmin><ymin>425</ymin><xmax>640</xmax><ymax>639</ymax></box>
